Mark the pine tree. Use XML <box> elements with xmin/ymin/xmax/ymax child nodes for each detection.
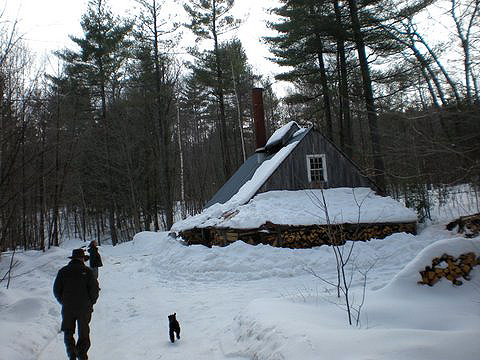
<box><xmin>266</xmin><ymin>0</ymin><xmax>345</xmax><ymax>146</ymax></box>
<box><xmin>267</xmin><ymin>0</ymin><xmax>436</xmax><ymax>191</ymax></box>
<box><xmin>184</xmin><ymin>0</ymin><xmax>240</xmax><ymax>180</ymax></box>
<box><xmin>189</xmin><ymin>40</ymin><xmax>258</xmax><ymax>164</ymax></box>
<box><xmin>56</xmin><ymin>0</ymin><xmax>132</xmax><ymax>245</ymax></box>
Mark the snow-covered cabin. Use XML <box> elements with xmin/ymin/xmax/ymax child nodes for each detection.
<box><xmin>172</xmin><ymin>90</ymin><xmax>417</xmax><ymax>248</ymax></box>
<box><xmin>205</xmin><ymin>120</ymin><xmax>379</xmax><ymax>210</ymax></box>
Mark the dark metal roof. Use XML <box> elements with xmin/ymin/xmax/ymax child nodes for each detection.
<box><xmin>204</xmin><ymin>125</ymin><xmax>311</xmax><ymax>209</ymax></box>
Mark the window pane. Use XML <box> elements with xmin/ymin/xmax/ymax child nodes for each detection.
<box><xmin>307</xmin><ymin>155</ymin><xmax>326</xmax><ymax>184</ymax></box>
<box><xmin>310</xmin><ymin>157</ymin><xmax>323</xmax><ymax>169</ymax></box>
<box><xmin>311</xmin><ymin>169</ymin><xmax>324</xmax><ymax>182</ymax></box>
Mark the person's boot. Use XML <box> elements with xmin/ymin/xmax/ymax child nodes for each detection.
<box><xmin>67</xmin><ymin>347</ymin><xmax>77</xmax><ymax>359</ymax></box>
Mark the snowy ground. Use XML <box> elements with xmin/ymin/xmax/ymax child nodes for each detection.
<box><xmin>1</xmin><ymin>192</ymin><xmax>480</xmax><ymax>359</ymax></box>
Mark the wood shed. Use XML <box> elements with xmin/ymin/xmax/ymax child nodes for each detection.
<box><xmin>172</xmin><ymin>107</ymin><xmax>417</xmax><ymax>248</ymax></box>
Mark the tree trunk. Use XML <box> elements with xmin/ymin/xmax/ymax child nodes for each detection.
<box><xmin>315</xmin><ymin>37</ymin><xmax>333</xmax><ymax>141</ymax></box>
<box><xmin>39</xmin><ymin>117</ymin><xmax>46</xmax><ymax>251</ymax></box>
<box><xmin>333</xmin><ymin>0</ymin><xmax>353</xmax><ymax>157</ymax></box>
<box><xmin>347</xmin><ymin>0</ymin><xmax>386</xmax><ymax>192</ymax></box>
<box><xmin>231</xmin><ymin>61</ymin><xmax>246</xmax><ymax>162</ymax></box>
<box><xmin>99</xmin><ymin>60</ymin><xmax>118</xmax><ymax>245</ymax></box>
<box><xmin>309</xmin><ymin>5</ymin><xmax>333</xmax><ymax>140</ymax></box>
<box><xmin>403</xmin><ymin>22</ymin><xmax>447</xmax><ymax>106</ymax></box>
<box><xmin>413</xmin><ymin>26</ymin><xmax>461</xmax><ymax>104</ymax></box>
<box><xmin>151</xmin><ymin>0</ymin><xmax>174</xmax><ymax>229</ymax></box>
<box><xmin>176</xmin><ymin>99</ymin><xmax>187</xmax><ymax>219</ymax></box>
<box><xmin>212</xmin><ymin>0</ymin><xmax>231</xmax><ymax>180</ymax></box>
<box><xmin>450</xmin><ymin>0</ymin><xmax>479</xmax><ymax>105</ymax></box>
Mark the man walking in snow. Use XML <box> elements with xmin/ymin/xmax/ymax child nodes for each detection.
<box><xmin>53</xmin><ymin>248</ymin><xmax>99</xmax><ymax>360</ymax></box>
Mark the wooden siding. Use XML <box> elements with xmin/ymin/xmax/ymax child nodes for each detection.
<box><xmin>258</xmin><ymin>129</ymin><xmax>376</xmax><ymax>194</ymax></box>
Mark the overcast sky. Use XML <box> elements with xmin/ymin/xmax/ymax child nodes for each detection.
<box><xmin>3</xmin><ymin>0</ymin><xmax>286</xmax><ymax>89</ymax></box>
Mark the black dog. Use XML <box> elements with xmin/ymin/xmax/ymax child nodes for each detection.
<box><xmin>168</xmin><ymin>313</ymin><xmax>181</xmax><ymax>343</ymax></box>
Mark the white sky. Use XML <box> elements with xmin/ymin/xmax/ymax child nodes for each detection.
<box><xmin>3</xmin><ymin>0</ymin><xmax>285</xmax><ymax>89</ymax></box>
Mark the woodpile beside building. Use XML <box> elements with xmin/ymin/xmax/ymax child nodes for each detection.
<box><xmin>179</xmin><ymin>221</ymin><xmax>417</xmax><ymax>248</ymax></box>
<box><xmin>418</xmin><ymin>252</ymin><xmax>480</xmax><ymax>286</ymax></box>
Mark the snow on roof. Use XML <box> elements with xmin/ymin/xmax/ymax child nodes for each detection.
<box><xmin>172</xmin><ymin>139</ymin><xmax>303</xmax><ymax>232</ymax></box>
<box><xmin>172</xmin><ymin>187</ymin><xmax>417</xmax><ymax>232</ymax></box>
<box><xmin>205</xmin><ymin>123</ymin><xmax>309</xmax><ymax>209</ymax></box>
<box><xmin>265</xmin><ymin>121</ymin><xmax>298</xmax><ymax>148</ymax></box>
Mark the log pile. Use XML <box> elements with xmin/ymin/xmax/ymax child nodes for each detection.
<box><xmin>179</xmin><ymin>221</ymin><xmax>417</xmax><ymax>249</ymax></box>
<box><xmin>446</xmin><ymin>213</ymin><xmax>480</xmax><ymax>238</ymax></box>
<box><xmin>417</xmin><ymin>252</ymin><xmax>480</xmax><ymax>286</ymax></box>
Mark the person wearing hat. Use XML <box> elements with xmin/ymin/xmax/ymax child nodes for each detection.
<box><xmin>53</xmin><ymin>248</ymin><xmax>99</xmax><ymax>360</ymax></box>
<box><xmin>87</xmin><ymin>240</ymin><xmax>103</xmax><ymax>279</ymax></box>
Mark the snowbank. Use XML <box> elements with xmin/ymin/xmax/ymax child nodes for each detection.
<box><xmin>222</xmin><ymin>237</ymin><xmax>480</xmax><ymax>360</ymax></box>
<box><xmin>172</xmin><ymin>187</ymin><xmax>417</xmax><ymax>231</ymax></box>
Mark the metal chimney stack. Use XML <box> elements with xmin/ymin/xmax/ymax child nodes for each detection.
<box><xmin>252</xmin><ymin>88</ymin><xmax>267</xmax><ymax>150</ymax></box>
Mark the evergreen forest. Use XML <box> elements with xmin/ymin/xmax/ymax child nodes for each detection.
<box><xmin>1</xmin><ymin>0</ymin><xmax>479</xmax><ymax>251</ymax></box>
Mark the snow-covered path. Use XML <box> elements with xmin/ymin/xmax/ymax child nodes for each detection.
<box><xmin>38</xmin><ymin>237</ymin><xmax>317</xmax><ymax>360</ymax></box>
<box><xmin>87</xmin><ymin>265</ymin><xmax>274</xmax><ymax>359</ymax></box>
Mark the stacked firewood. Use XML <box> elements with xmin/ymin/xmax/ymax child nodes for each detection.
<box><xmin>446</xmin><ymin>213</ymin><xmax>480</xmax><ymax>238</ymax></box>
<box><xmin>273</xmin><ymin>226</ymin><xmax>348</xmax><ymax>248</ymax></box>
<box><xmin>255</xmin><ymin>222</ymin><xmax>417</xmax><ymax>248</ymax></box>
<box><xmin>179</xmin><ymin>222</ymin><xmax>417</xmax><ymax>248</ymax></box>
<box><xmin>418</xmin><ymin>252</ymin><xmax>480</xmax><ymax>286</ymax></box>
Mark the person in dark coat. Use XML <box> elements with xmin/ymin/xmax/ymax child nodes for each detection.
<box><xmin>87</xmin><ymin>240</ymin><xmax>103</xmax><ymax>279</ymax></box>
<box><xmin>53</xmin><ymin>248</ymin><xmax>99</xmax><ymax>360</ymax></box>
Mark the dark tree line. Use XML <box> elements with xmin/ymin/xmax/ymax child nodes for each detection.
<box><xmin>0</xmin><ymin>0</ymin><xmax>279</xmax><ymax>251</ymax></box>
<box><xmin>266</xmin><ymin>0</ymin><xmax>479</xmax><ymax>206</ymax></box>
<box><xmin>0</xmin><ymin>0</ymin><xmax>479</xmax><ymax>252</ymax></box>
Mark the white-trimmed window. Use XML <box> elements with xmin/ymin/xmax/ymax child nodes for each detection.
<box><xmin>306</xmin><ymin>154</ymin><xmax>327</xmax><ymax>183</ymax></box>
